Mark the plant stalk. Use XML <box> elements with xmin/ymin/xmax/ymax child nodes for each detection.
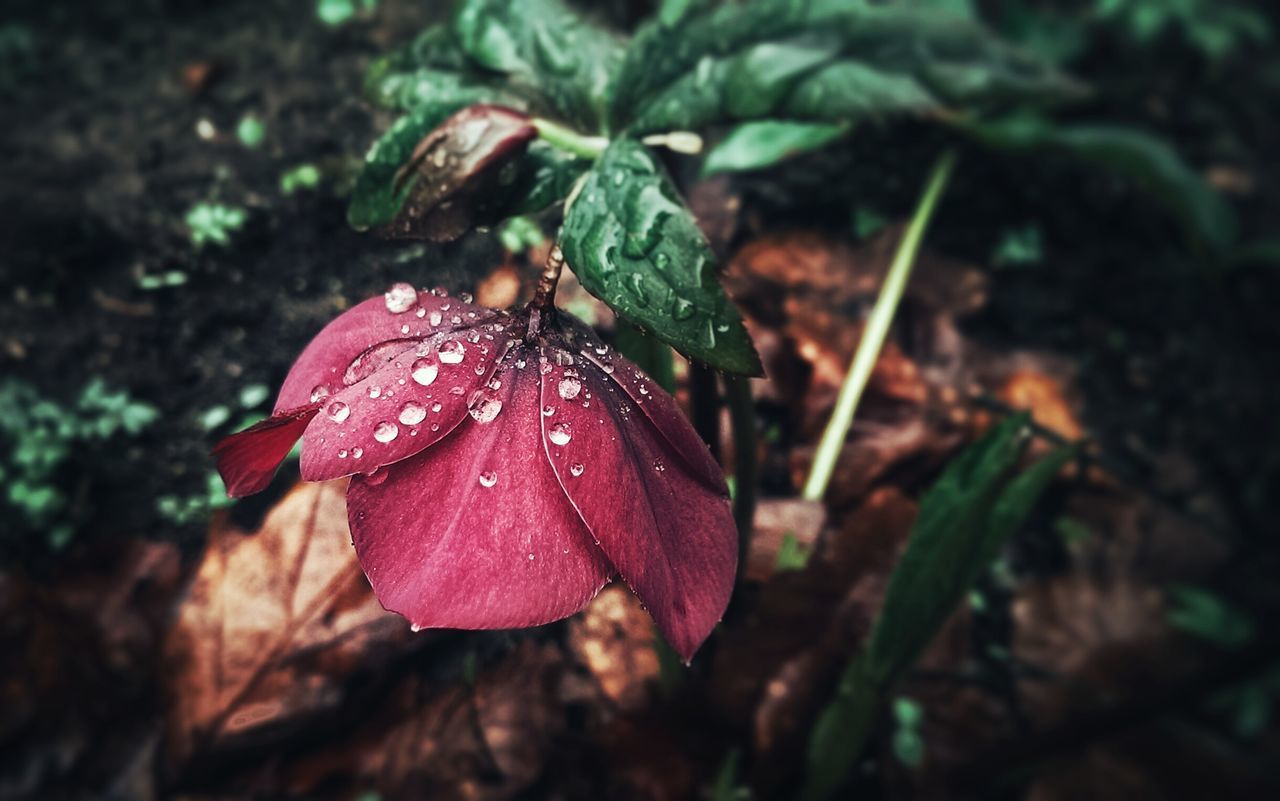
<box><xmin>532</xmin><ymin>118</ymin><xmax>609</xmax><ymax>160</ymax></box>
<box><xmin>725</xmin><ymin>374</ymin><xmax>757</xmax><ymax>579</ymax></box>
<box><xmin>801</xmin><ymin>150</ymin><xmax>957</xmax><ymax>501</ymax></box>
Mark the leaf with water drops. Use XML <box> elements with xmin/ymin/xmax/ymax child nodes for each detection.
<box><xmin>348</xmin><ymin>104</ymin><xmax>537</xmax><ymax>239</ymax></box>
<box><xmin>561</xmin><ymin>139</ymin><xmax>761</xmax><ymax>375</ymax></box>
<box><xmin>453</xmin><ymin>0</ymin><xmax>623</xmax><ymax>132</ymax></box>
<box><xmin>610</xmin><ymin>0</ymin><xmax>1080</xmax><ymax>135</ymax></box>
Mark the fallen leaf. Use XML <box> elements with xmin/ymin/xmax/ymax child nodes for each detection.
<box><xmin>162</xmin><ymin>480</ymin><xmax>409</xmax><ymax>766</ymax></box>
<box><xmin>568</xmin><ymin>586</ymin><xmax>661</xmax><ymax>712</ymax></box>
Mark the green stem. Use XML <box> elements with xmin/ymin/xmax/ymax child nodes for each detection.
<box><xmin>532</xmin><ymin>118</ymin><xmax>609</xmax><ymax>160</ymax></box>
<box><xmin>725</xmin><ymin>374</ymin><xmax>757</xmax><ymax>580</ymax></box>
<box><xmin>801</xmin><ymin>150</ymin><xmax>957</xmax><ymax>501</ymax></box>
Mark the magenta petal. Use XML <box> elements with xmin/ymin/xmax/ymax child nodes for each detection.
<box><xmin>299</xmin><ymin>328</ymin><xmax>505</xmax><ymax>481</ymax></box>
<box><xmin>212</xmin><ymin>408</ymin><xmax>317</xmax><ymax>497</ymax></box>
<box><xmin>276</xmin><ymin>288</ymin><xmax>494</xmax><ymax>412</ymax></box>
<box><xmin>348</xmin><ymin>357</ymin><xmax>612</xmax><ymax>630</ymax></box>
<box><xmin>538</xmin><ymin>350</ymin><xmax>737</xmax><ymax>660</ymax></box>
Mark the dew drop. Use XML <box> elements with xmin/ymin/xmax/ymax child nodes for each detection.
<box><xmin>326</xmin><ymin>400</ymin><xmax>350</xmax><ymax>423</ymax></box>
<box><xmin>557</xmin><ymin>376</ymin><xmax>582</xmax><ymax>400</ymax></box>
<box><xmin>337</xmin><ymin>448</ymin><xmax>348</xmax><ymax>459</ymax></box>
<box><xmin>373</xmin><ymin>421</ymin><xmax>399</xmax><ymax>443</ymax></box>
<box><xmin>542</xmin><ymin>404</ymin><xmax>555</xmax><ymax>417</ymax></box>
<box><xmin>310</xmin><ymin>385</ymin><xmax>330</xmax><ymax>403</ymax></box>
<box><xmin>459</xmin><ymin>291</ymin><xmax>473</xmax><ymax>303</ymax></box>
<box><xmin>430</xmin><ymin>401</ymin><xmax>442</xmax><ymax>413</ymax></box>
<box><xmin>398</xmin><ymin>402</ymin><xmax>426</xmax><ymax>425</ymax></box>
<box><xmin>469</xmin><ymin>396</ymin><xmax>503</xmax><ymax>423</ymax></box>
<box><xmin>411</xmin><ymin>358</ymin><xmax>439</xmax><ymax>386</ymax></box>
<box><xmin>415</xmin><ymin>307</ymin><xmax>427</xmax><ymax>318</ymax></box>
<box><xmin>368</xmin><ymin>385</ymin><xmax>382</xmax><ymax>399</ymax></box>
<box><xmin>652</xmin><ymin>458</ymin><xmax>666</xmax><ymax>473</ymax></box>
<box><xmin>478</xmin><ymin>470</ymin><xmax>498</xmax><ymax>487</ymax></box>
<box><xmin>439</xmin><ymin>340</ymin><xmax>465</xmax><ymax>364</ymax></box>
<box><xmin>671</xmin><ymin>295</ymin><xmax>696</xmax><ymax>321</ymax></box>
<box><xmin>351</xmin><ymin>446</ymin><xmax>364</xmax><ymax>459</ymax></box>
<box><xmin>429</xmin><ymin>310</ymin><xmax>443</xmax><ymax>326</ymax></box>
<box><xmin>384</xmin><ymin>282</ymin><xmax>417</xmax><ymax>313</ymax></box>
<box><xmin>548</xmin><ymin>422</ymin><xmax>573</xmax><ymax>446</ymax></box>
<box><xmin>569</xmin><ymin>462</ymin><xmax>585</xmax><ymax>477</ymax></box>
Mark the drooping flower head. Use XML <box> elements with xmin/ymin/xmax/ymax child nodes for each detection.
<box><xmin>214</xmin><ymin>249</ymin><xmax>737</xmax><ymax>659</ymax></box>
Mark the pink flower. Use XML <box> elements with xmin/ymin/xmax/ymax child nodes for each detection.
<box><xmin>213</xmin><ymin>257</ymin><xmax>736</xmax><ymax>659</ymax></box>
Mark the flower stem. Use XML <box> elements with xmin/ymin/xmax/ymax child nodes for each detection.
<box><xmin>532</xmin><ymin>118</ymin><xmax>609</xmax><ymax>160</ymax></box>
<box><xmin>725</xmin><ymin>374</ymin><xmax>757</xmax><ymax>578</ymax></box>
<box><xmin>801</xmin><ymin>150</ymin><xmax>957</xmax><ymax>501</ymax></box>
<box><xmin>527</xmin><ymin>244</ymin><xmax>564</xmax><ymax>339</ymax></box>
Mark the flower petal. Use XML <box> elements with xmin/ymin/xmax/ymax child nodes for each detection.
<box><xmin>347</xmin><ymin>352</ymin><xmax>612</xmax><ymax>630</ymax></box>
<box><xmin>299</xmin><ymin>325</ymin><xmax>510</xmax><ymax>481</ymax></box>
<box><xmin>538</xmin><ymin>348</ymin><xmax>737</xmax><ymax>660</ymax></box>
<box><xmin>276</xmin><ymin>288</ymin><xmax>494</xmax><ymax>412</ymax></box>
<box><xmin>212</xmin><ymin>407</ymin><xmax>317</xmax><ymax>497</ymax></box>
<box><xmin>562</xmin><ymin>315</ymin><xmax>728</xmax><ymax>494</ymax></box>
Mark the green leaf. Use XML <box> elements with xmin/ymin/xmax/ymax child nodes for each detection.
<box><xmin>453</xmin><ymin>0</ymin><xmax>623</xmax><ymax>131</ymax></box>
<box><xmin>704</xmin><ymin>120</ymin><xmax>848</xmax><ymax>175</ymax></box>
<box><xmin>863</xmin><ymin>414</ymin><xmax>1031</xmax><ymax>681</ymax></box>
<box><xmin>611</xmin><ymin>0</ymin><xmax>1079</xmax><ymax>134</ymax></box>
<box><xmin>561</xmin><ymin>139</ymin><xmax>761</xmax><ymax>375</ymax></box>
<box><xmin>349</xmin><ymin>105</ymin><xmax>468</xmax><ymax>230</ymax></box>
<box><xmin>1168</xmin><ymin>585</ymin><xmax>1256</xmax><ymax>648</ymax></box>
<box><xmin>802</xmin><ymin>418</ymin><xmax>1072</xmax><ymax>801</ymax></box>
<box><xmin>964</xmin><ymin>114</ymin><xmax>1238</xmax><ymax>252</ymax></box>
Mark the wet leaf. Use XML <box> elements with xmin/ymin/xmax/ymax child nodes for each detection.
<box><xmin>561</xmin><ymin>139</ymin><xmax>761</xmax><ymax>375</ymax></box>
<box><xmin>162</xmin><ymin>481</ymin><xmax>408</xmax><ymax>763</ymax></box>
<box><xmin>963</xmin><ymin>113</ymin><xmax>1238</xmax><ymax>252</ymax></box>
<box><xmin>611</xmin><ymin>0</ymin><xmax>1079</xmax><ymax>134</ymax></box>
<box><xmin>348</xmin><ymin>103</ymin><xmax>587</xmax><ymax>238</ymax></box>
<box><xmin>453</xmin><ymin>0</ymin><xmax>623</xmax><ymax>131</ymax></box>
<box><xmin>703</xmin><ymin>120</ymin><xmax>849</xmax><ymax>175</ymax></box>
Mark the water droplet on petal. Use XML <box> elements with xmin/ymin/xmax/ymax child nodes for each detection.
<box><xmin>548</xmin><ymin>422</ymin><xmax>572</xmax><ymax>446</ymax></box>
<box><xmin>415</xmin><ymin>307</ymin><xmax>427</xmax><ymax>318</ymax></box>
<box><xmin>469</xmin><ymin>396</ymin><xmax>503</xmax><ymax>424</ymax></box>
<box><xmin>479</xmin><ymin>470</ymin><xmax>497</xmax><ymax>487</ymax></box>
<box><xmin>542</xmin><ymin>405</ymin><xmax>555</xmax><ymax>417</ymax></box>
<box><xmin>384</xmin><ymin>282</ymin><xmax>417</xmax><ymax>313</ymax></box>
<box><xmin>373</xmin><ymin>421</ymin><xmax>399</xmax><ymax>443</ymax></box>
<box><xmin>652</xmin><ymin>458</ymin><xmax>666</xmax><ymax>473</ymax></box>
<box><xmin>429</xmin><ymin>310</ymin><xmax>443</xmax><ymax>326</ymax></box>
<box><xmin>368</xmin><ymin>385</ymin><xmax>382</xmax><ymax>399</ymax></box>
<box><xmin>439</xmin><ymin>340</ymin><xmax>465</xmax><ymax>364</ymax></box>
<box><xmin>430</xmin><ymin>401</ymin><xmax>442</xmax><ymax>413</ymax></box>
<box><xmin>326</xmin><ymin>400</ymin><xmax>350</xmax><ymax>423</ymax></box>
<box><xmin>411</xmin><ymin>358</ymin><xmax>438</xmax><ymax>386</ymax></box>
<box><xmin>398</xmin><ymin>402</ymin><xmax>426</xmax><ymax>425</ymax></box>
<box><xmin>569</xmin><ymin>462</ymin><xmax>584</xmax><ymax>477</ymax></box>
<box><xmin>557</xmin><ymin>376</ymin><xmax>582</xmax><ymax>400</ymax></box>
<box><xmin>351</xmin><ymin>446</ymin><xmax>364</xmax><ymax>459</ymax></box>
<box><xmin>337</xmin><ymin>448</ymin><xmax>348</xmax><ymax>459</ymax></box>
<box><xmin>310</xmin><ymin>385</ymin><xmax>330</xmax><ymax>403</ymax></box>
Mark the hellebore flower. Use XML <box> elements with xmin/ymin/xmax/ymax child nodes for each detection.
<box><xmin>213</xmin><ymin>249</ymin><xmax>737</xmax><ymax>659</ymax></box>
